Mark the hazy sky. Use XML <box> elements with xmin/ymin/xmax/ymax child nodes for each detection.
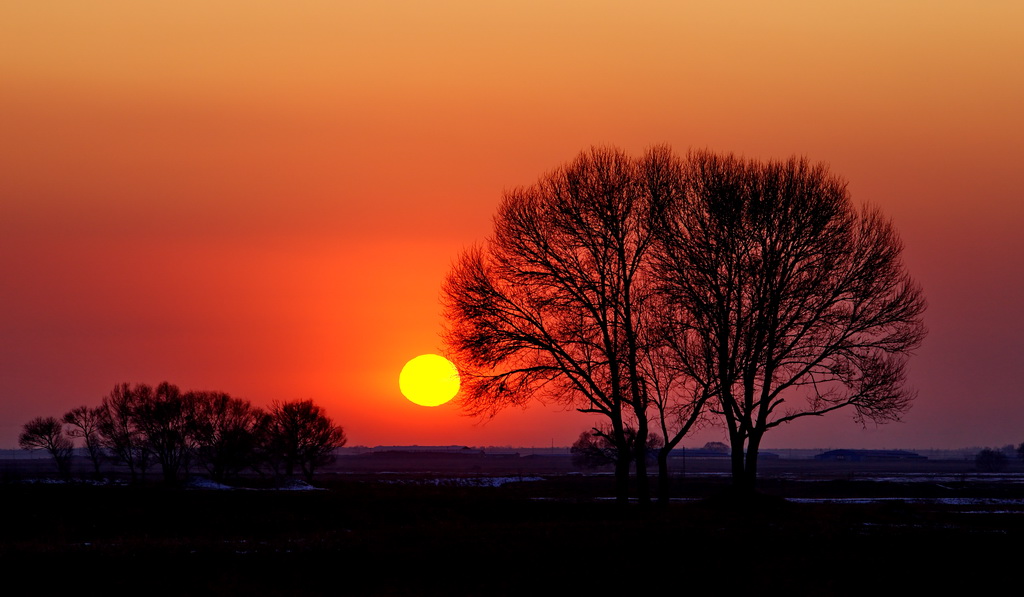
<box><xmin>2</xmin><ymin>1</ymin><xmax>1021</xmax><ymax>450</ymax></box>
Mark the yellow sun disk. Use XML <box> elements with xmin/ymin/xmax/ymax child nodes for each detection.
<box><xmin>399</xmin><ymin>354</ymin><xmax>460</xmax><ymax>407</ymax></box>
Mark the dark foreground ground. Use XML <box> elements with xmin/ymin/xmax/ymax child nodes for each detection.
<box><xmin>3</xmin><ymin>461</ymin><xmax>1022</xmax><ymax>596</ymax></box>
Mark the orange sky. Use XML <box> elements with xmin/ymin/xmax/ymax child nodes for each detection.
<box><xmin>2</xmin><ymin>1</ymin><xmax>1022</xmax><ymax>449</ymax></box>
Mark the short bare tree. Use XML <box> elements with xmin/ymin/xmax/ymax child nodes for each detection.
<box><xmin>190</xmin><ymin>391</ymin><xmax>267</xmax><ymax>482</ymax></box>
<box><xmin>976</xmin><ymin>448</ymin><xmax>1008</xmax><ymax>472</ymax></box>
<box><xmin>19</xmin><ymin>416</ymin><xmax>74</xmax><ymax>477</ymax></box>
<box><xmin>132</xmin><ymin>382</ymin><xmax>200</xmax><ymax>485</ymax></box>
<box><xmin>264</xmin><ymin>399</ymin><xmax>346</xmax><ymax>483</ymax></box>
<box><xmin>570</xmin><ymin>430</ymin><xmax>618</xmax><ymax>470</ymax></box>
<box><xmin>571</xmin><ymin>427</ymin><xmax>663</xmax><ymax>470</ymax></box>
<box><xmin>96</xmin><ymin>382</ymin><xmax>152</xmax><ymax>481</ymax></box>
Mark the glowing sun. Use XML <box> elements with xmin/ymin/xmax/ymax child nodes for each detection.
<box><xmin>399</xmin><ymin>354</ymin><xmax>460</xmax><ymax>407</ymax></box>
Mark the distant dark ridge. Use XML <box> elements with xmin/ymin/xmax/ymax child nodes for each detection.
<box><xmin>1</xmin><ymin>446</ymin><xmax>984</xmax><ymax>460</ymax></box>
<box><xmin>369</xmin><ymin>445</ymin><xmax>484</xmax><ymax>454</ymax></box>
<box><xmin>814</xmin><ymin>449</ymin><xmax>926</xmax><ymax>462</ymax></box>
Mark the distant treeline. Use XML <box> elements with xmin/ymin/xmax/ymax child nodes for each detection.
<box><xmin>17</xmin><ymin>382</ymin><xmax>347</xmax><ymax>484</ymax></box>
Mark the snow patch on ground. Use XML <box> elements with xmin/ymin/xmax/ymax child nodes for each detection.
<box><xmin>15</xmin><ymin>477</ymin><xmax>128</xmax><ymax>486</ymax></box>
<box><xmin>185</xmin><ymin>477</ymin><xmax>325</xmax><ymax>490</ymax></box>
<box><xmin>16</xmin><ymin>477</ymin><xmax>68</xmax><ymax>485</ymax></box>
<box><xmin>789</xmin><ymin>473</ymin><xmax>1024</xmax><ymax>484</ymax></box>
<box><xmin>382</xmin><ymin>476</ymin><xmax>544</xmax><ymax>488</ymax></box>
<box><xmin>186</xmin><ymin>477</ymin><xmax>235</xmax><ymax>490</ymax></box>
<box><xmin>276</xmin><ymin>479</ymin><xmax>325</xmax><ymax>490</ymax></box>
<box><xmin>789</xmin><ymin>496</ymin><xmax>1024</xmax><ymax>507</ymax></box>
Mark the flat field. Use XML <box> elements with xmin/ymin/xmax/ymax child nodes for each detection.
<box><xmin>2</xmin><ymin>458</ymin><xmax>1021</xmax><ymax>596</ymax></box>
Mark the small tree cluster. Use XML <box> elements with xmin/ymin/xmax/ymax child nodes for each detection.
<box><xmin>570</xmin><ymin>428</ymin><xmax>663</xmax><ymax>470</ymax></box>
<box><xmin>263</xmin><ymin>399</ymin><xmax>348</xmax><ymax>481</ymax></box>
<box><xmin>18</xmin><ymin>382</ymin><xmax>347</xmax><ymax>484</ymax></box>
<box><xmin>444</xmin><ymin>146</ymin><xmax>927</xmax><ymax>501</ymax></box>
<box><xmin>18</xmin><ymin>416</ymin><xmax>74</xmax><ymax>478</ymax></box>
<box><xmin>975</xmin><ymin>448</ymin><xmax>1008</xmax><ymax>472</ymax></box>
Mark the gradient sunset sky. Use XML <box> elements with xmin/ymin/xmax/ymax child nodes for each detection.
<box><xmin>2</xmin><ymin>1</ymin><xmax>1021</xmax><ymax>450</ymax></box>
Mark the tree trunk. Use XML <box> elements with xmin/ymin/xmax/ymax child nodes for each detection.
<box><xmin>634</xmin><ymin>425</ymin><xmax>650</xmax><ymax>506</ymax></box>
<box><xmin>730</xmin><ymin>433</ymin><xmax>746</xmax><ymax>489</ymax></box>
<box><xmin>161</xmin><ymin>459</ymin><xmax>179</xmax><ymax>486</ymax></box>
<box><xmin>614</xmin><ymin>455</ymin><xmax>630</xmax><ymax>505</ymax></box>
<box><xmin>89</xmin><ymin>453</ymin><xmax>102</xmax><ymax>478</ymax></box>
<box><xmin>610</xmin><ymin>412</ymin><xmax>629</xmax><ymax>505</ymax></box>
<box><xmin>53</xmin><ymin>452</ymin><xmax>71</xmax><ymax>479</ymax></box>
<box><xmin>656</xmin><ymin>447</ymin><xmax>671</xmax><ymax>505</ymax></box>
<box><xmin>743</xmin><ymin>432</ymin><xmax>763</xmax><ymax>493</ymax></box>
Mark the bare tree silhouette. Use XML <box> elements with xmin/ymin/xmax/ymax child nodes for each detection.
<box><xmin>19</xmin><ymin>416</ymin><xmax>73</xmax><ymax>477</ymax></box>
<box><xmin>133</xmin><ymin>381</ymin><xmax>196</xmax><ymax>485</ymax></box>
<box><xmin>63</xmin><ymin>405</ymin><xmax>105</xmax><ymax>477</ymax></box>
<box><xmin>655</xmin><ymin>151</ymin><xmax>927</xmax><ymax>493</ymax></box>
<box><xmin>570</xmin><ymin>430</ymin><xmax>618</xmax><ymax>470</ymax></box>
<box><xmin>443</xmin><ymin>146</ymin><xmax>705</xmax><ymax>504</ymax></box>
<box><xmin>97</xmin><ymin>382</ymin><xmax>153</xmax><ymax>481</ymax></box>
<box><xmin>264</xmin><ymin>399</ymin><xmax>346</xmax><ymax>483</ymax></box>
<box><xmin>571</xmin><ymin>427</ymin><xmax>663</xmax><ymax>470</ymax></box>
<box><xmin>190</xmin><ymin>391</ymin><xmax>268</xmax><ymax>482</ymax></box>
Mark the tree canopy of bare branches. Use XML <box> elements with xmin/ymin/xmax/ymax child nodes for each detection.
<box><xmin>655</xmin><ymin>151</ymin><xmax>927</xmax><ymax>491</ymax></box>
<box><xmin>19</xmin><ymin>416</ymin><xmax>74</xmax><ymax>477</ymax></box>
<box><xmin>443</xmin><ymin>146</ymin><xmax>705</xmax><ymax>504</ymax></box>
<box><xmin>133</xmin><ymin>382</ymin><xmax>196</xmax><ymax>485</ymax></box>
<box><xmin>63</xmin><ymin>405</ymin><xmax>105</xmax><ymax>477</ymax></box>
<box><xmin>570</xmin><ymin>427</ymin><xmax>663</xmax><ymax>470</ymax></box>
<box><xmin>96</xmin><ymin>383</ymin><xmax>152</xmax><ymax>481</ymax></box>
<box><xmin>94</xmin><ymin>382</ymin><xmax>195</xmax><ymax>484</ymax></box>
<box><xmin>264</xmin><ymin>399</ymin><xmax>347</xmax><ymax>483</ymax></box>
<box><xmin>190</xmin><ymin>391</ymin><xmax>268</xmax><ymax>482</ymax></box>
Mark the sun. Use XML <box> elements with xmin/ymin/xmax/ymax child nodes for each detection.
<box><xmin>399</xmin><ymin>354</ymin><xmax>461</xmax><ymax>407</ymax></box>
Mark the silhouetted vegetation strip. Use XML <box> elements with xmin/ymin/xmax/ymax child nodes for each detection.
<box><xmin>17</xmin><ymin>382</ymin><xmax>346</xmax><ymax>484</ymax></box>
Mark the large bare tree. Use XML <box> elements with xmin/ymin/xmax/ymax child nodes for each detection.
<box><xmin>656</xmin><ymin>151</ymin><xmax>927</xmax><ymax>492</ymax></box>
<box><xmin>443</xmin><ymin>146</ymin><xmax>703</xmax><ymax>504</ymax></box>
